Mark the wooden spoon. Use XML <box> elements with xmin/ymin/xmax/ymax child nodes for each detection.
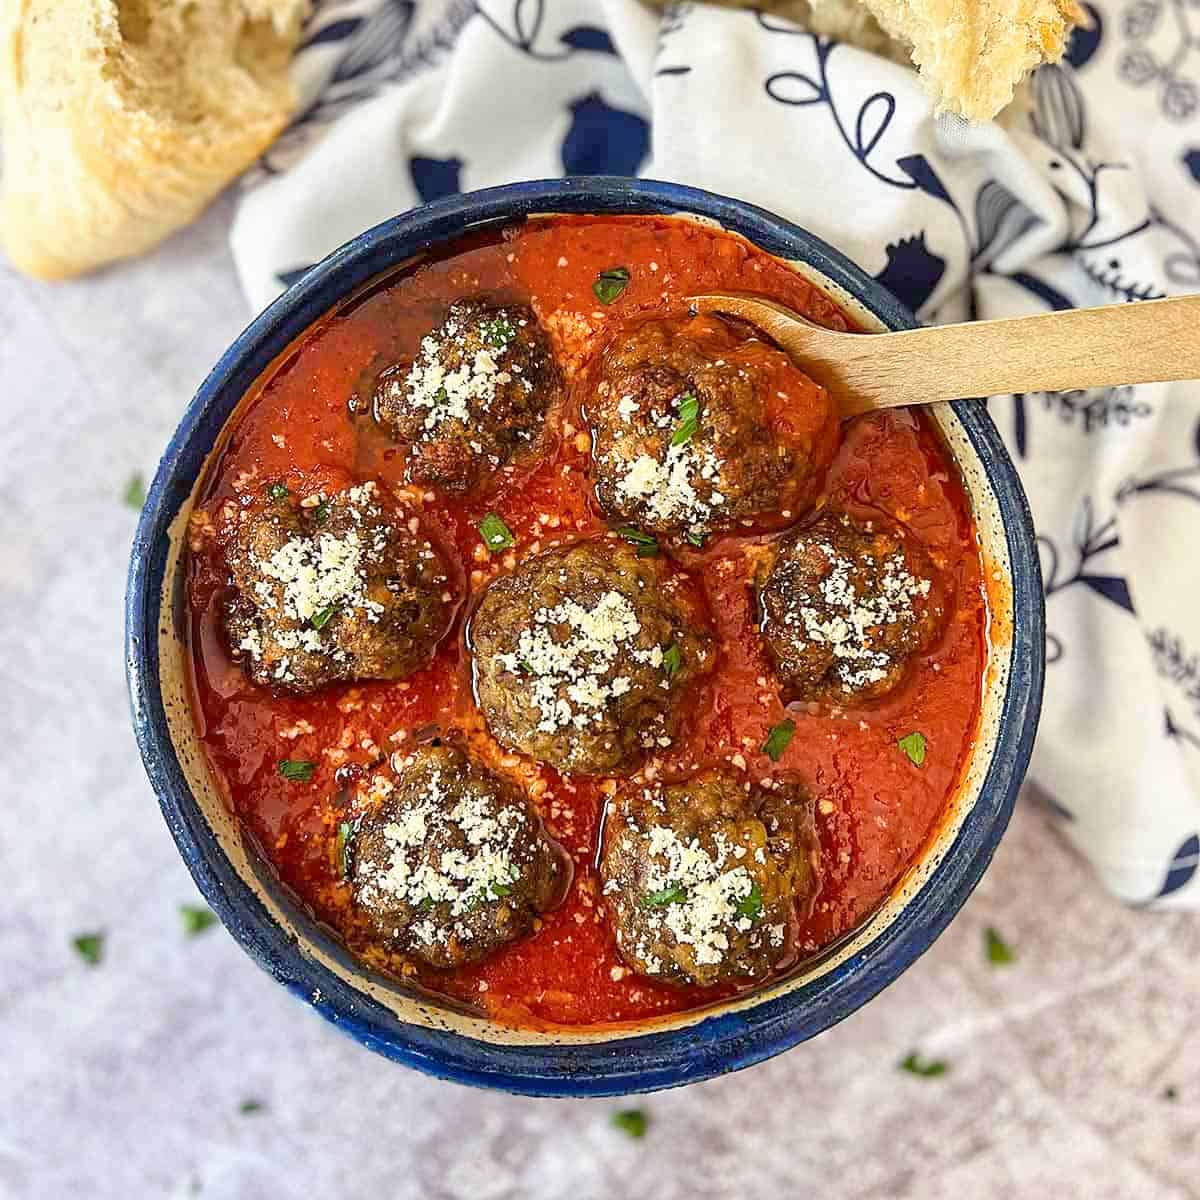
<box><xmin>690</xmin><ymin>292</ymin><xmax>1200</xmax><ymax>416</ymax></box>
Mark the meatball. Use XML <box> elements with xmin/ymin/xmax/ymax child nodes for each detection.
<box><xmin>600</xmin><ymin>769</ymin><xmax>816</xmax><ymax>988</ymax></box>
<box><xmin>469</xmin><ymin>539</ymin><xmax>713</xmax><ymax>775</ymax></box>
<box><xmin>759</xmin><ymin>510</ymin><xmax>945</xmax><ymax>703</ymax></box>
<box><xmin>225</xmin><ymin>481</ymin><xmax>455</xmax><ymax>693</ymax></box>
<box><xmin>373</xmin><ymin>300</ymin><xmax>560</xmax><ymax>492</ymax></box>
<box><xmin>585</xmin><ymin>314</ymin><xmax>838</xmax><ymax>540</ymax></box>
<box><xmin>347</xmin><ymin>745</ymin><xmax>567</xmax><ymax>969</ymax></box>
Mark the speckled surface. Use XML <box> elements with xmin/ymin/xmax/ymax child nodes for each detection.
<box><xmin>3</xmin><ymin>198</ymin><xmax>1198</xmax><ymax>1197</ymax></box>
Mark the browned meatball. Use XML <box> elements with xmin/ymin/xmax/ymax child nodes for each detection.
<box><xmin>347</xmin><ymin>746</ymin><xmax>567</xmax><ymax>969</ymax></box>
<box><xmin>759</xmin><ymin>510</ymin><xmax>945</xmax><ymax>703</ymax></box>
<box><xmin>373</xmin><ymin>300</ymin><xmax>560</xmax><ymax>492</ymax></box>
<box><xmin>600</xmin><ymin>769</ymin><xmax>816</xmax><ymax>988</ymax></box>
<box><xmin>585</xmin><ymin>314</ymin><xmax>838</xmax><ymax>541</ymax></box>
<box><xmin>225</xmin><ymin>481</ymin><xmax>455</xmax><ymax>693</ymax></box>
<box><xmin>469</xmin><ymin>539</ymin><xmax>713</xmax><ymax>775</ymax></box>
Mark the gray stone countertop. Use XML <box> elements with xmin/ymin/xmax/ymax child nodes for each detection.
<box><xmin>2</xmin><ymin>198</ymin><xmax>1197</xmax><ymax>1199</ymax></box>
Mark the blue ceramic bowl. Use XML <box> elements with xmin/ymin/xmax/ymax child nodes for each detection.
<box><xmin>126</xmin><ymin>178</ymin><xmax>1044</xmax><ymax>1097</ymax></box>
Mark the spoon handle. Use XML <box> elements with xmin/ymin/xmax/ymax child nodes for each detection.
<box><xmin>830</xmin><ymin>294</ymin><xmax>1200</xmax><ymax>410</ymax></box>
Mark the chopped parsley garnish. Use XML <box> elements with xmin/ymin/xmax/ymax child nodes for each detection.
<box><xmin>433</xmin><ymin>386</ymin><xmax>449</xmax><ymax>406</ymax></box>
<box><xmin>72</xmin><ymin>932</ymin><xmax>105</xmax><ymax>965</ymax></box>
<box><xmin>278</xmin><ymin>759</ymin><xmax>316</xmax><ymax>782</ymax></box>
<box><xmin>266</xmin><ymin>482</ymin><xmax>290</xmax><ymax>501</ymax></box>
<box><xmin>517</xmin><ymin>659</ymin><xmax>534</xmax><ymax>675</ymax></box>
<box><xmin>762</xmin><ymin>719</ymin><xmax>796</xmax><ymax>762</ymax></box>
<box><xmin>735</xmin><ymin>882</ymin><xmax>763</xmax><ymax>921</ymax></box>
<box><xmin>900</xmin><ymin>1052</ymin><xmax>948</xmax><ymax>1078</ymax></box>
<box><xmin>593</xmin><ymin>266</ymin><xmax>630</xmax><ymax>305</ymax></box>
<box><xmin>897</xmin><ymin>731</ymin><xmax>927</xmax><ymax>766</ymax></box>
<box><xmin>491</xmin><ymin>881</ymin><xmax>514</xmax><ymax>898</ymax></box>
<box><xmin>685</xmin><ymin>530</ymin><xmax>708</xmax><ymax>548</ymax></box>
<box><xmin>179</xmin><ymin>905</ymin><xmax>217</xmax><ymax>937</ymax></box>
<box><xmin>984</xmin><ymin>926</ymin><xmax>1015</xmax><ymax>965</ymax></box>
<box><xmin>310</xmin><ymin>603</ymin><xmax>339</xmax><ymax>631</ymax></box>
<box><xmin>662</xmin><ymin>642</ymin><xmax>682</xmax><ymax>679</ymax></box>
<box><xmin>669</xmin><ymin>392</ymin><xmax>700</xmax><ymax>446</ymax></box>
<box><xmin>313</xmin><ymin>500</ymin><xmax>331</xmax><ymax>524</ymax></box>
<box><xmin>611</xmin><ymin>1109</ymin><xmax>648</xmax><ymax>1139</ymax></box>
<box><xmin>618</xmin><ymin>526</ymin><xmax>659</xmax><ymax>558</ymax></box>
<box><xmin>336</xmin><ymin>821</ymin><xmax>355</xmax><ymax>879</ymax></box>
<box><xmin>124</xmin><ymin>473</ymin><xmax>147</xmax><ymax>510</ymax></box>
<box><xmin>479</xmin><ymin>513</ymin><xmax>515</xmax><ymax>550</ymax></box>
<box><xmin>480</xmin><ymin>317</ymin><xmax>517</xmax><ymax>349</ymax></box>
<box><xmin>239</xmin><ymin>1099</ymin><xmax>265</xmax><ymax>1115</ymax></box>
<box><xmin>641</xmin><ymin>882</ymin><xmax>688</xmax><ymax>909</ymax></box>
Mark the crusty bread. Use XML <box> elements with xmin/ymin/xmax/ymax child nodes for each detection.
<box><xmin>646</xmin><ymin>0</ymin><xmax>1081</xmax><ymax>120</ymax></box>
<box><xmin>0</xmin><ymin>0</ymin><xmax>308</xmax><ymax>280</ymax></box>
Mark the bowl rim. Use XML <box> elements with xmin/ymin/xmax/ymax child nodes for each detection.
<box><xmin>126</xmin><ymin>176</ymin><xmax>1045</xmax><ymax>1097</ymax></box>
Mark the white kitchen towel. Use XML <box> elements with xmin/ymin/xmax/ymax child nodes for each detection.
<box><xmin>230</xmin><ymin>0</ymin><xmax>1200</xmax><ymax>907</ymax></box>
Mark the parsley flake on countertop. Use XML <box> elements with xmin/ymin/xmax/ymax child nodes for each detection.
<box><xmin>72</xmin><ymin>932</ymin><xmax>105</xmax><ymax>965</ymax></box>
<box><xmin>124</xmin><ymin>473</ymin><xmax>147</xmax><ymax>510</ymax></box>
<box><xmin>278</xmin><ymin>759</ymin><xmax>316</xmax><ymax>782</ymax></box>
<box><xmin>670</xmin><ymin>392</ymin><xmax>700</xmax><ymax>446</ymax></box>
<box><xmin>593</xmin><ymin>266</ymin><xmax>630</xmax><ymax>305</ymax></box>
<box><xmin>611</xmin><ymin>1109</ymin><xmax>648</xmax><ymax>1138</ymax></box>
<box><xmin>762</xmin><ymin>719</ymin><xmax>796</xmax><ymax>762</ymax></box>
<box><xmin>897</xmin><ymin>731</ymin><xmax>927</xmax><ymax>766</ymax></box>
<box><xmin>900</xmin><ymin>1052</ymin><xmax>948</xmax><ymax>1077</ymax></box>
<box><xmin>984</xmin><ymin>926</ymin><xmax>1016</xmax><ymax>965</ymax></box>
<box><xmin>479</xmin><ymin>513</ymin><xmax>515</xmax><ymax>551</ymax></box>
<box><xmin>618</xmin><ymin>526</ymin><xmax>659</xmax><ymax>558</ymax></box>
<box><xmin>239</xmin><ymin>1099</ymin><xmax>265</xmax><ymax>1115</ymax></box>
<box><xmin>179</xmin><ymin>905</ymin><xmax>217</xmax><ymax>937</ymax></box>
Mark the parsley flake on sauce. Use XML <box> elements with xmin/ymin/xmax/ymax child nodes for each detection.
<box><xmin>72</xmin><ymin>932</ymin><xmax>105</xmax><ymax>965</ymax></box>
<box><xmin>900</xmin><ymin>1053</ymin><xmax>948</xmax><ymax>1078</ymax></box>
<box><xmin>124</xmin><ymin>473</ymin><xmax>147</xmax><ymax>510</ymax></box>
<box><xmin>179</xmin><ymin>905</ymin><xmax>217</xmax><ymax>937</ymax></box>
<box><xmin>313</xmin><ymin>500</ymin><xmax>331</xmax><ymax>524</ymax></box>
<box><xmin>279</xmin><ymin>759</ymin><xmax>316</xmax><ymax>783</ymax></box>
<box><xmin>662</xmin><ymin>642</ymin><xmax>683</xmax><ymax>679</ymax></box>
<box><xmin>736</xmin><ymin>882</ymin><xmax>763</xmax><ymax>921</ymax></box>
<box><xmin>685</xmin><ymin>530</ymin><xmax>708</xmax><ymax>549</ymax></box>
<box><xmin>618</xmin><ymin>526</ymin><xmax>659</xmax><ymax>558</ymax></box>
<box><xmin>593</xmin><ymin>266</ymin><xmax>630</xmax><ymax>305</ymax></box>
<box><xmin>611</xmin><ymin>1109</ymin><xmax>648</xmax><ymax>1139</ymax></box>
<box><xmin>641</xmin><ymin>882</ymin><xmax>688</xmax><ymax>909</ymax></box>
<box><xmin>984</xmin><ymin>926</ymin><xmax>1016</xmax><ymax>965</ymax></box>
<box><xmin>239</xmin><ymin>1099</ymin><xmax>265</xmax><ymax>1115</ymax></box>
<box><xmin>479</xmin><ymin>513</ymin><xmax>515</xmax><ymax>551</ymax></box>
<box><xmin>897</xmin><ymin>731</ymin><xmax>927</xmax><ymax>766</ymax></box>
<box><xmin>310</xmin><ymin>603</ymin><xmax>339</xmax><ymax>631</ymax></box>
<box><xmin>670</xmin><ymin>393</ymin><xmax>700</xmax><ymax>447</ymax></box>
<box><xmin>266</xmin><ymin>482</ymin><xmax>290</xmax><ymax>502</ymax></box>
<box><xmin>762</xmin><ymin>719</ymin><xmax>796</xmax><ymax>762</ymax></box>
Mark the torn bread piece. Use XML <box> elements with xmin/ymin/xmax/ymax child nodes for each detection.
<box><xmin>646</xmin><ymin>0</ymin><xmax>1083</xmax><ymax>121</ymax></box>
<box><xmin>0</xmin><ymin>0</ymin><xmax>309</xmax><ymax>280</ymax></box>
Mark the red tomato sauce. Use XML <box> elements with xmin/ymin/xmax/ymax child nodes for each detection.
<box><xmin>185</xmin><ymin>216</ymin><xmax>986</xmax><ymax>1029</ymax></box>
